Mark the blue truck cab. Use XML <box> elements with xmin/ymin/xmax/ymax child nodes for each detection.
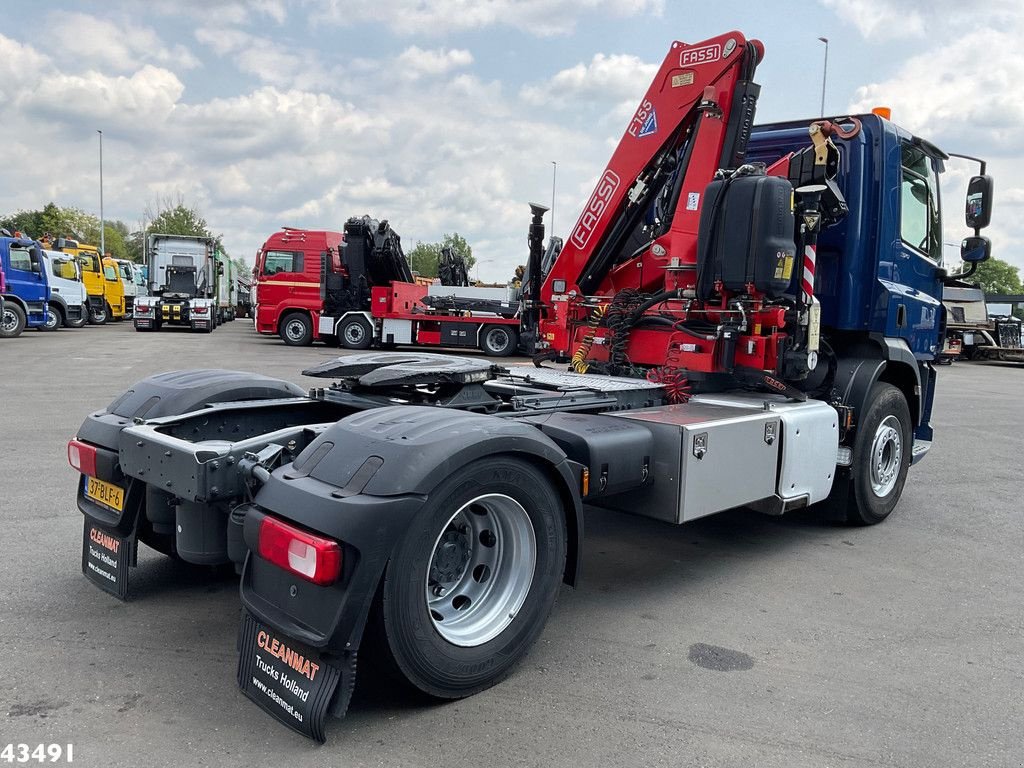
<box><xmin>748</xmin><ymin>113</ymin><xmax>989</xmax><ymax>454</ymax></box>
<box><xmin>0</xmin><ymin>235</ymin><xmax>50</xmax><ymax>338</ymax></box>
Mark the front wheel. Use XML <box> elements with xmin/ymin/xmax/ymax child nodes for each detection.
<box><xmin>480</xmin><ymin>324</ymin><xmax>518</xmax><ymax>357</ymax></box>
<box><xmin>41</xmin><ymin>307</ymin><xmax>62</xmax><ymax>331</ymax></box>
<box><xmin>89</xmin><ymin>305</ymin><xmax>108</xmax><ymax>324</ymax></box>
<box><xmin>279</xmin><ymin>312</ymin><xmax>312</xmax><ymax>346</ymax></box>
<box><xmin>66</xmin><ymin>306</ymin><xmax>88</xmax><ymax>328</ymax></box>
<box><xmin>369</xmin><ymin>456</ymin><xmax>566</xmax><ymax>699</ymax></box>
<box><xmin>848</xmin><ymin>382</ymin><xmax>912</xmax><ymax>525</ymax></box>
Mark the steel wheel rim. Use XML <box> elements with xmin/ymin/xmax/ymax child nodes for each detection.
<box><xmin>344</xmin><ymin>321</ymin><xmax>365</xmax><ymax>344</ymax></box>
<box><xmin>2</xmin><ymin>309</ymin><xmax>18</xmax><ymax>332</ymax></box>
<box><xmin>45</xmin><ymin>309</ymin><xmax>59</xmax><ymax>329</ymax></box>
<box><xmin>284</xmin><ymin>319</ymin><xmax>306</xmax><ymax>341</ymax></box>
<box><xmin>425</xmin><ymin>493</ymin><xmax>536</xmax><ymax>647</ymax></box>
<box><xmin>485</xmin><ymin>328</ymin><xmax>509</xmax><ymax>353</ymax></box>
<box><xmin>869</xmin><ymin>415</ymin><xmax>903</xmax><ymax>497</ymax></box>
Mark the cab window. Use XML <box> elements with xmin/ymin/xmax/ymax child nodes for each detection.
<box><xmin>9</xmin><ymin>246</ymin><xmax>33</xmax><ymax>272</ymax></box>
<box><xmin>104</xmin><ymin>265</ymin><xmax>118</xmax><ymax>281</ymax></box>
<box><xmin>900</xmin><ymin>143</ymin><xmax>942</xmax><ymax>261</ymax></box>
<box><xmin>261</xmin><ymin>250</ymin><xmax>303</xmax><ymax>275</ymax></box>
<box><xmin>120</xmin><ymin>263</ymin><xmax>133</xmax><ymax>280</ymax></box>
<box><xmin>78</xmin><ymin>255</ymin><xmax>100</xmax><ymax>273</ymax></box>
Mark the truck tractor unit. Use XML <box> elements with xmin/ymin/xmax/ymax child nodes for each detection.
<box><xmin>320</xmin><ymin>216</ymin><xmax>522</xmax><ymax>356</ymax></box>
<box><xmin>134</xmin><ymin>234</ymin><xmax>219</xmax><ymax>333</ymax></box>
<box><xmin>41</xmin><ymin>249</ymin><xmax>88</xmax><ymax>329</ymax></box>
<box><xmin>70</xmin><ymin>32</ymin><xmax>993</xmax><ymax>741</ymax></box>
<box><xmin>0</xmin><ymin>234</ymin><xmax>50</xmax><ymax>338</ymax></box>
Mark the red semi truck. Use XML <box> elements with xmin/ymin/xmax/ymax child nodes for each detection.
<box><xmin>253</xmin><ymin>218</ymin><xmax>522</xmax><ymax>355</ymax></box>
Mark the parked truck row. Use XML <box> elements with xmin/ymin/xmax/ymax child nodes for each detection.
<box><xmin>1</xmin><ymin>229</ymin><xmax>252</xmax><ymax>339</ymax></box>
<box><xmin>70</xmin><ymin>31</ymin><xmax>995</xmax><ymax>742</ymax></box>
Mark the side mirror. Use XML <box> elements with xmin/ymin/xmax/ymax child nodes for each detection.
<box><xmin>961</xmin><ymin>235</ymin><xmax>991</xmax><ymax>264</ymax></box>
<box><xmin>965</xmin><ymin>175</ymin><xmax>993</xmax><ymax>229</ymax></box>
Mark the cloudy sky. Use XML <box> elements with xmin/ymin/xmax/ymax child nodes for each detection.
<box><xmin>2</xmin><ymin>0</ymin><xmax>1022</xmax><ymax>281</ymax></box>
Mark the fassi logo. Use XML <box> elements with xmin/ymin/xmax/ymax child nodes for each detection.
<box><xmin>571</xmin><ymin>170</ymin><xmax>621</xmax><ymax>249</ymax></box>
<box><xmin>679</xmin><ymin>43</ymin><xmax>722</xmax><ymax>67</ymax></box>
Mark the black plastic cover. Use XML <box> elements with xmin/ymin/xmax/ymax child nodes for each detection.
<box><xmin>697</xmin><ymin>172</ymin><xmax>796</xmax><ymax>299</ymax></box>
<box><xmin>524</xmin><ymin>413</ymin><xmax>652</xmax><ymax>496</ymax></box>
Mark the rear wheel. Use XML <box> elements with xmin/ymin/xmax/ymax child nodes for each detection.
<box><xmin>847</xmin><ymin>382</ymin><xmax>912</xmax><ymax>525</ymax></box>
<box><xmin>480</xmin><ymin>324</ymin><xmax>518</xmax><ymax>357</ymax></box>
<box><xmin>1</xmin><ymin>303</ymin><xmax>27</xmax><ymax>338</ymax></box>
<box><xmin>339</xmin><ymin>315</ymin><xmax>373</xmax><ymax>350</ymax></box>
<box><xmin>370</xmin><ymin>456</ymin><xmax>566</xmax><ymax>699</ymax></box>
<box><xmin>279</xmin><ymin>312</ymin><xmax>313</xmax><ymax>346</ymax></box>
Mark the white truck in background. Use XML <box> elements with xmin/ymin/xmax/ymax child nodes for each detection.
<box><xmin>40</xmin><ymin>249</ymin><xmax>88</xmax><ymax>329</ymax></box>
<box><xmin>134</xmin><ymin>234</ymin><xmax>219</xmax><ymax>333</ymax></box>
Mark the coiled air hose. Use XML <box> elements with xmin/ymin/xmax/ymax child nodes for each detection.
<box><xmin>571</xmin><ymin>304</ymin><xmax>607</xmax><ymax>374</ymax></box>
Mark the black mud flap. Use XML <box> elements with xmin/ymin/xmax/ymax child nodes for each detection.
<box><xmin>81</xmin><ymin>518</ymin><xmax>135</xmax><ymax>600</ymax></box>
<box><xmin>237</xmin><ymin>612</ymin><xmax>345</xmax><ymax>743</ymax></box>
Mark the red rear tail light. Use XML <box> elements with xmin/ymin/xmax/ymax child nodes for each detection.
<box><xmin>68</xmin><ymin>439</ymin><xmax>97</xmax><ymax>476</ymax></box>
<box><xmin>258</xmin><ymin>516</ymin><xmax>342</xmax><ymax>586</ymax></box>
<box><xmin>192</xmin><ymin>306</ymin><xmax>208</xmax><ymax>315</ymax></box>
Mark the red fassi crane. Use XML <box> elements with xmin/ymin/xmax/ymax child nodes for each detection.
<box><xmin>533</xmin><ymin>31</ymin><xmax>845</xmax><ymax>392</ymax></box>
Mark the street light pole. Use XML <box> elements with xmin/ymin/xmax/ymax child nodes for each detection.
<box><xmin>817</xmin><ymin>37</ymin><xmax>829</xmax><ymax>118</ymax></box>
<box><xmin>550</xmin><ymin>161</ymin><xmax>557</xmax><ymax>236</ymax></box>
<box><xmin>97</xmin><ymin>129</ymin><xmax>104</xmax><ymax>256</ymax></box>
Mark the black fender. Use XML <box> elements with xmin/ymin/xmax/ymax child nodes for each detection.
<box><xmin>240</xmin><ymin>406</ymin><xmax>584</xmax><ymax>656</ymax></box>
<box><xmin>76</xmin><ymin>369</ymin><xmax>306</xmax><ymax>450</ymax></box>
<box><xmin>75</xmin><ymin>370</ymin><xmax>307</xmax><ymax>546</ymax></box>
<box><xmin>835</xmin><ymin>336</ymin><xmax>923</xmax><ymax>428</ymax></box>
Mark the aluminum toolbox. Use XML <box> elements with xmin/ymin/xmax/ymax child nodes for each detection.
<box><xmin>602</xmin><ymin>401</ymin><xmax>781</xmax><ymax>523</ymax></box>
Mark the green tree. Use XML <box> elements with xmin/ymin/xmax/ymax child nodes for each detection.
<box><xmin>406</xmin><ymin>232</ymin><xmax>474</xmax><ymax>278</ymax></box>
<box><xmin>970</xmin><ymin>256</ymin><xmax>1023</xmax><ymax>296</ymax></box>
<box><xmin>146</xmin><ymin>201</ymin><xmax>212</xmax><ymax>238</ymax></box>
<box><xmin>1</xmin><ymin>202</ymin><xmax>100</xmax><ymax>242</ymax></box>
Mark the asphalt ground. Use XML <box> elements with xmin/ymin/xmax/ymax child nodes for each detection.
<box><xmin>1</xmin><ymin>319</ymin><xmax>1021</xmax><ymax>768</ymax></box>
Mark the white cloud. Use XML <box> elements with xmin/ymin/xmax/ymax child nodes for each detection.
<box><xmin>310</xmin><ymin>0</ymin><xmax>663</xmax><ymax>36</ymax></box>
<box><xmin>822</xmin><ymin>0</ymin><xmax>1021</xmax><ymax>40</ymax></box>
<box><xmin>0</xmin><ymin>34</ymin><xmax>51</xmax><ymax>100</ymax></box>
<box><xmin>20</xmin><ymin>66</ymin><xmax>185</xmax><ymax>132</ymax></box>
<box><xmin>396</xmin><ymin>47</ymin><xmax>473</xmax><ymax>78</ymax></box>
<box><xmin>521</xmin><ymin>52</ymin><xmax>656</xmax><ymax>109</ymax></box>
<box><xmin>46</xmin><ymin>12</ymin><xmax>200</xmax><ymax>72</ymax></box>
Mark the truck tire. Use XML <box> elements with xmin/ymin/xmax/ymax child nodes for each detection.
<box><xmin>339</xmin><ymin>315</ymin><xmax>373</xmax><ymax>350</ymax></box>
<box><xmin>480</xmin><ymin>324</ymin><xmax>518</xmax><ymax>357</ymax></box>
<box><xmin>369</xmin><ymin>456</ymin><xmax>566</xmax><ymax>699</ymax></box>
<box><xmin>848</xmin><ymin>382</ymin><xmax>912</xmax><ymax>525</ymax></box>
<box><xmin>279</xmin><ymin>312</ymin><xmax>313</xmax><ymax>346</ymax></box>
<box><xmin>41</xmin><ymin>306</ymin><xmax>62</xmax><ymax>331</ymax></box>
<box><xmin>1</xmin><ymin>303</ymin><xmax>26</xmax><ymax>338</ymax></box>
<box><xmin>89</xmin><ymin>304</ymin><xmax>108</xmax><ymax>324</ymax></box>
<box><xmin>67</xmin><ymin>306</ymin><xmax>88</xmax><ymax>328</ymax></box>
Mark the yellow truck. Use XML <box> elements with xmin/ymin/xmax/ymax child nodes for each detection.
<box><xmin>44</xmin><ymin>237</ymin><xmax>125</xmax><ymax>323</ymax></box>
